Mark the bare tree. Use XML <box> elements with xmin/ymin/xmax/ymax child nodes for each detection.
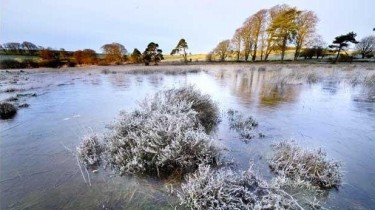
<box><xmin>21</xmin><ymin>41</ymin><xmax>39</xmax><ymax>55</ymax></box>
<box><xmin>308</xmin><ymin>35</ymin><xmax>327</xmax><ymax>59</ymax></box>
<box><xmin>3</xmin><ymin>42</ymin><xmax>22</xmax><ymax>54</ymax></box>
<box><xmin>250</xmin><ymin>9</ymin><xmax>267</xmax><ymax>61</ymax></box>
<box><xmin>294</xmin><ymin>11</ymin><xmax>318</xmax><ymax>60</ymax></box>
<box><xmin>231</xmin><ymin>28</ymin><xmax>242</xmax><ymax>61</ymax></box>
<box><xmin>240</xmin><ymin>25</ymin><xmax>254</xmax><ymax>61</ymax></box>
<box><xmin>355</xmin><ymin>35</ymin><xmax>375</xmax><ymax>58</ymax></box>
<box><xmin>259</xmin><ymin>23</ymin><xmax>268</xmax><ymax>61</ymax></box>
<box><xmin>214</xmin><ymin>39</ymin><xmax>231</xmax><ymax>61</ymax></box>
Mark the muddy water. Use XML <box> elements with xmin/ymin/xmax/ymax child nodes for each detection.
<box><xmin>0</xmin><ymin>66</ymin><xmax>374</xmax><ymax>209</ymax></box>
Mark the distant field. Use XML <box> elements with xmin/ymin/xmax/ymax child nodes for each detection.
<box><xmin>162</xmin><ymin>54</ymin><xmax>207</xmax><ymax>62</ymax></box>
<box><xmin>0</xmin><ymin>54</ymin><xmax>41</xmax><ymax>62</ymax></box>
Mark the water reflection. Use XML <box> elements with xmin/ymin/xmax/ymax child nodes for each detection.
<box><xmin>217</xmin><ymin>70</ymin><xmax>302</xmax><ymax>108</ymax></box>
<box><xmin>108</xmin><ymin>73</ymin><xmax>131</xmax><ymax>89</ymax></box>
<box><xmin>259</xmin><ymin>83</ymin><xmax>300</xmax><ymax>107</ymax></box>
<box><xmin>321</xmin><ymin>80</ymin><xmax>340</xmax><ymax>95</ymax></box>
<box><xmin>147</xmin><ymin>74</ymin><xmax>164</xmax><ymax>88</ymax></box>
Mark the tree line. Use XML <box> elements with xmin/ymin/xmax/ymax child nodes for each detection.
<box><xmin>0</xmin><ymin>38</ymin><xmax>192</xmax><ymax>69</ymax></box>
<box><xmin>210</xmin><ymin>4</ymin><xmax>374</xmax><ymax>63</ymax></box>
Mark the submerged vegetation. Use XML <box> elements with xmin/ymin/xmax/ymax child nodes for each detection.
<box><xmin>227</xmin><ymin>109</ymin><xmax>263</xmax><ymax>141</ymax></box>
<box><xmin>178</xmin><ymin>165</ymin><xmax>302</xmax><ymax>210</ymax></box>
<box><xmin>0</xmin><ymin>102</ymin><xmax>17</xmax><ymax>119</ymax></box>
<box><xmin>76</xmin><ymin>134</ymin><xmax>103</xmax><ymax>168</ymax></box>
<box><xmin>269</xmin><ymin>140</ymin><xmax>342</xmax><ymax>189</ymax></box>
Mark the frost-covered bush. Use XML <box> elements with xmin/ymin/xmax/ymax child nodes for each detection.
<box><xmin>227</xmin><ymin>109</ymin><xmax>262</xmax><ymax>141</ymax></box>
<box><xmin>77</xmin><ymin>134</ymin><xmax>103</xmax><ymax>168</ymax></box>
<box><xmin>178</xmin><ymin>165</ymin><xmax>302</xmax><ymax>210</ymax></box>
<box><xmin>162</xmin><ymin>86</ymin><xmax>219</xmax><ymax>132</ymax></box>
<box><xmin>0</xmin><ymin>102</ymin><xmax>17</xmax><ymax>119</ymax></box>
<box><xmin>104</xmin><ymin>87</ymin><xmax>221</xmax><ymax>177</ymax></box>
<box><xmin>269</xmin><ymin>141</ymin><xmax>342</xmax><ymax>189</ymax></box>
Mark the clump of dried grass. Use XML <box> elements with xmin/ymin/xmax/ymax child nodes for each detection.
<box><xmin>269</xmin><ymin>140</ymin><xmax>342</xmax><ymax>189</ymax></box>
<box><xmin>165</xmin><ymin>86</ymin><xmax>219</xmax><ymax>132</ymax></box>
<box><xmin>76</xmin><ymin>134</ymin><xmax>103</xmax><ymax>168</ymax></box>
<box><xmin>103</xmin><ymin>87</ymin><xmax>221</xmax><ymax>177</ymax></box>
<box><xmin>178</xmin><ymin>165</ymin><xmax>303</xmax><ymax>210</ymax></box>
<box><xmin>227</xmin><ymin>109</ymin><xmax>263</xmax><ymax>141</ymax></box>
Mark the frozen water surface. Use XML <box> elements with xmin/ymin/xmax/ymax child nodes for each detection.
<box><xmin>0</xmin><ymin>64</ymin><xmax>374</xmax><ymax>209</ymax></box>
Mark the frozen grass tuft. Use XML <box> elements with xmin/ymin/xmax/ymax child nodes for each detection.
<box><xmin>0</xmin><ymin>102</ymin><xmax>17</xmax><ymax>119</ymax></box>
<box><xmin>227</xmin><ymin>109</ymin><xmax>263</xmax><ymax>141</ymax></box>
<box><xmin>163</xmin><ymin>86</ymin><xmax>219</xmax><ymax>132</ymax></box>
<box><xmin>77</xmin><ymin>134</ymin><xmax>103</xmax><ymax>168</ymax></box>
<box><xmin>178</xmin><ymin>165</ymin><xmax>302</xmax><ymax>210</ymax></box>
<box><xmin>269</xmin><ymin>140</ymin><xmax>342</xmax><ymax>189</ymax></box>
<box><xmin>104</xmin><ymin>87</ymin><xmax>221</xmax><ymax>177</ymax></box>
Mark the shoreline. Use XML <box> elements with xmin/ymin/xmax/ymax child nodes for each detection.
<box><xmin>1</xmin><ymin>61</ymin><xmax>374</xmax><ymax>73</ymax></box>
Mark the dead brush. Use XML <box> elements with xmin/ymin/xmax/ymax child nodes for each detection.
<box><xmin>76</xmin><ymin>134</ymin><xmax>103</xmax><ymax>168</ymax></box>
<box><xmin>269</xmin><ymin>140</ymin><xmax>342</xmax><ymax>189</ymax></box>
<box><xmin>178</xmin><ymin>164</ymin><xmax>303</xmax><ymax>210</ymax></box>
<box><xmin>103</xmin><ymin>87</ymin><xmax>221</xmax><ymax>177</ymax></box>
<box><xmin>227</xmin><ymin>109</ymin><xmax>262</xmax><ymax>141</ymax></box>
<box><xmin>162</xmin><ymin>86</ymin><xmax>219</xmax><ymax>132</ymax></box>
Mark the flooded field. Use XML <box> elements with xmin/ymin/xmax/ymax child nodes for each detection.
<box><xmin>1</xmin><ymin>64</ymin><xmax>374</xmax><ymax>209</ymax></box>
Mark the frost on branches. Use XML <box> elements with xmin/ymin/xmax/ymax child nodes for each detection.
<box><xmin>76</xmin><ymin>134</ymin><xmax>103</xmax><ymax>168</ymax></box>
<box><xmin>104</xmin><ymin>86</ymin><xmax>221</xmax><ymax>177</ymax></box>
<box><xmin>178</xmin><ymin>165</ymin><xmax>303</xmax><ymax>210</ymax></box>
<box><xmin>269</xmin><ymin>140</ymin><xmax>342</xmax><ymax>189</ymax></box>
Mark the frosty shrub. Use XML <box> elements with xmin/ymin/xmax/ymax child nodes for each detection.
<box><xmin>77</xmin><ymin>134</ymin><xmax>103</xmax><ymax>168</ymax></box>
<box><xmin>104</xmin><ymin>87</ymin><xmax>221</xmax><ymax>177</ymax></box>
<box><xmin>178</xmin><ymin>165</ymin><xmax>302</xmax><ymax>210</ymax></box>
<box><xmin>163</xmin><ymin>86</ymin><xmax>219</xmax><ymax>132</ymax></box>
<box><xmin>227</xmin><ymin>109</ymin><xmax>262</xmax><ymax>140</ymax></box>
<box><xmin>0</xmin><ymin>102</ymin><xmax>17</xmax><ymax>119</ymax></box>
<box><xmin>269</xmin><ymin>141</ymin><xmax>342</xmax><ymax>189</ymax></box>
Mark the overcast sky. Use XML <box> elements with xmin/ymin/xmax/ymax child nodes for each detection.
<box><xmin>1</xmin><ymin>0</ymin><xmax>374</xmax><ymax>54</ymax></box>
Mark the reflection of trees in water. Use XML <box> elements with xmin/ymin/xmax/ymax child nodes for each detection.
<box><xmin>260</xmin><ymin>83</ymin><xmax>300</xmax><ymax>107</ymax></box>
<box><xmin>213</xmin><ymin>70</ymin><xmax>229</xmax><ymax>87</ymax></box>
<box><xmin>224</xmin><ymin>70</ymin><xmax>301</xmax><ymax>108</ymax></box>
<box><xmin>321</xmin><ymin>79</ymin><xmax>340</xmax><ymax>95</ymax></box>
<box><xmin>147</xmin><ymin>75</ymin><xmax>163</xmax><ymax>88</ymax></box>
<box><xmin>230</xmin><ymin>71</ymin><xmax>259</xmax><ymax>105</ymax></box>
<box><xmin>108</xmin><ymin>73</ymin><xmax>131</xmax><ymax>88</ymax></box>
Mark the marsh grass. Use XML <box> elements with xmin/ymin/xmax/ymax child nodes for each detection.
<box><xmin>178</xmin><ymin>165</ymin><xmax>303</xmax><ymax>210</ymax></box>
<box><xmin>103</xmin><ymin>87</ymin><xmax>221</xmax><ymax>177</ymax></box>
<box><xmin>76</xmin><ymin>134</ymin><xmax>103</xmax><ymax>168</ymax></box>
<box><xmin>163</xmin><ymin>86</ymin><xmax>219</xmax><ymax>132</ymax></box>
<box><xmin>0</xmin><ymin>102</ymin><xmax>17</xmax><ymax>119</ymax></box>
<box><xmin>227</xmin><ymin>109</ymin><xmax>263</xmax><ymax>141</ymax></box>
<box><xmin>269</xmin><ymin>141</ymin><xmax>342</xmax><ymax>189</ymax></box>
